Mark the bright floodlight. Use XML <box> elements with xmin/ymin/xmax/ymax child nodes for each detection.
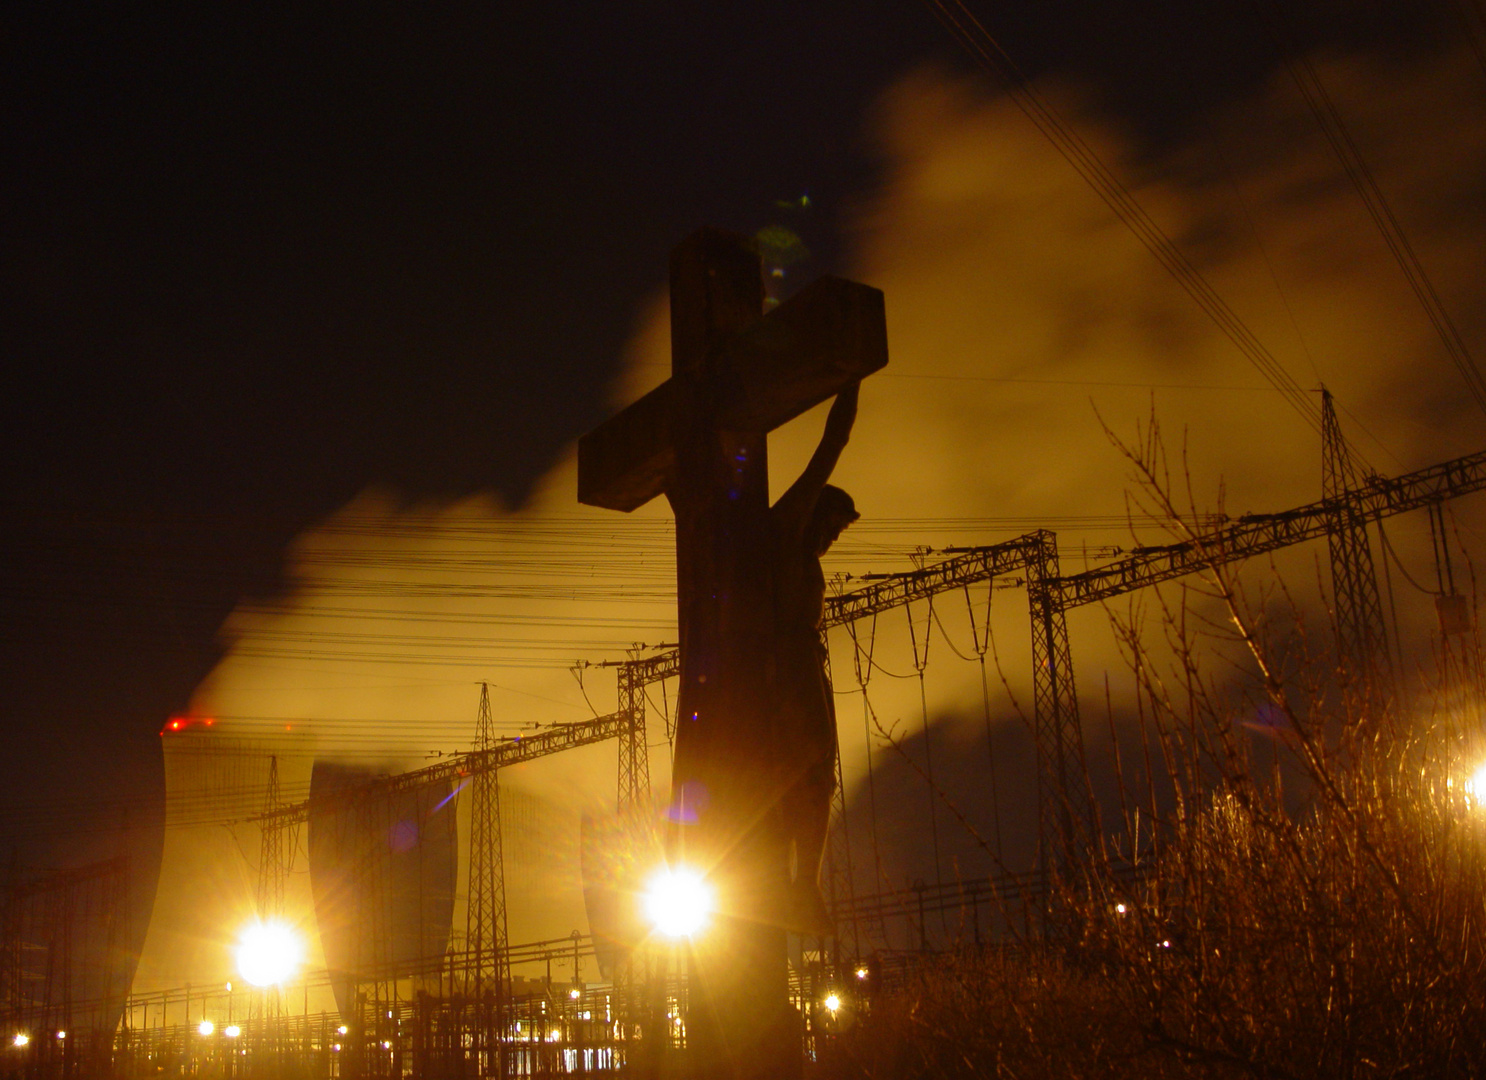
<box><xmin>198</xmin><ymin>1020</ymin><xmax>214</xmax><ymax>1037</ymax></box>
<box><xmin>236</xmin><ymin>921</ymin><xmax>303</xmax><ymax>987</ymax></box>
<box><xmin>643</xmin><ymin>866</ymin><xmax>712</xmax><ymax>938</ymax></box>
<box><xmin>224</xmin><ymin>1026</ymin><xmax>241</xmax><ymax>1039</ymax></box>
<box><xmin>823</xmin><ymin>993</ymin><xmax>841</xmax><ymax>1013</ymax></box>
<box><xmin>1465</xmin><ymin>763</ymin><xmax>1486</xmax><ymax>802</ymax></box>
<box><xmin>12</xmin><ymin>1034</ymin><xmax>27</xmax><ymax>1048</ymax></box>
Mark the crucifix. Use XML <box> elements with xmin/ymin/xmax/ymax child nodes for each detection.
<box><xmin>579</xmin><ymin>227</ymin><xmax>886</xmax><ymax>1080</ymax></box>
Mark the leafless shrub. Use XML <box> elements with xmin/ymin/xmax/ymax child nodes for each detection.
<box><xmin>829</xmin><ymin>417</ymin><xmax>1486</xmax><ymax>1079</ymax></box>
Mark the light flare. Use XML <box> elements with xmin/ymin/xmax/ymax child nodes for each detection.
<box><xmin>1463</xmin><ymin>762</ymin><xmax>1486</xmax><ymax>803</ymax></box>
<box><xmin>642</xmin><ymin>866</ymin><xmax>712</xmax><ymax>938</ymax></box>
<box><xmin>235</xmin><ymin>921</ymin><xmax>304</xmax><ymax>987</ymax></box>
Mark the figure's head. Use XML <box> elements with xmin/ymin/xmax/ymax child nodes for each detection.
<box><xmin>810</xmin><ymin>485</ymin><xmax>859</xmax><ymax>555</ymax></box>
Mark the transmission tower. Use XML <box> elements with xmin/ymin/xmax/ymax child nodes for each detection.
<box><xmin>1023</xmin><ymin>533</ymin><xmax>1086</xmax><ymax>879</ymax></box>
<box><xmin>819</xmin><ymin>643</ymin><xmax>858</xmax><ymax>963</ymax></box>
<box><xmin>614</xmin><ymin>661</ymin><xmax>652</xmax><ymax>815</ymax></box>
<box><xmin>256</xmin><ymin>756</ymin><xmax>289</xmax><ymax>920</ymax></box>
<box><xmin>0</xmin><ymin>859</ymin><xmax>129</xmax><ymax>1075</ymax></box>
<box><xmin>254</xmin><ymin>756</ymin><xmax>291</xmax><ymax>1066</ymax></box>
<box><xmin>1321</xmin><ymin>388</ymin><xmax>1392</xmax><ymax>710</ymax></box>
<box><xmin>0</xmin><ymin>854</ymin><xmax>20</xmax><ymax>1033</ymax></box>
<box><xmin>465</xmin><ymin>683</ymin><xmax>510</xmax><ymax>1078</ymax></box>
<box><xmin>830</xmin><ymin>531</ymin><xmax>1088</xmax><ymax>885</ymax></box>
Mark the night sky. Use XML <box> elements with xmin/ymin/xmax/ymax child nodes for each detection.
<box><xmin>1</xmin><ymin>0</ymin><xmax>1471</xmax><ymax>880</ymax></box>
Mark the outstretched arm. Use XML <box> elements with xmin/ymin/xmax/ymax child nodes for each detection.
<box><xmin>772</xmin><ymin>382</ymin><xmax>859</xmax><ymax>530</ymax></box>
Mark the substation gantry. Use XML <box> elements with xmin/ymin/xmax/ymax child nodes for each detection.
<box><xmin>608</xmin><ymin>432</ymin><xmax>1486</xmax><ymax>880</ymax></box>
<box><xmin>249</xmin><ymin>689</ymin><xmax>650</xmax><ymax>1007</ymax></box>
<box><xmin>0</xmin><ymin>856</ymin><xmax>132</xmax><ymax>1067</ymax></box>
<box><xmin>247</xmin><ymin>427</ymin><xmax>1486</xmax><ymax>1014</ymax></box>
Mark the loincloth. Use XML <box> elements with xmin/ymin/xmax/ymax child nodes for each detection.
<box><xmin>771</xmin><ymin>625</ymin><xmax>839</xmax><ymax>773</ymax></box>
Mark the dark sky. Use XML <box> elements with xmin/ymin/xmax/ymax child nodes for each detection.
<box><xmin>0</xmin><ymin>1</ymin><xmax>1461</xmax><ymax>869</ymax></box>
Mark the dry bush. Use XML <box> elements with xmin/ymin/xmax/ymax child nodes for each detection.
<box><xmin>829</xmin><ymin>421</ymin><xmax>1486</xmax><ymax>1078</ymax></box>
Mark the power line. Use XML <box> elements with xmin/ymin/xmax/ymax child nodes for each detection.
<box><xmin>920</xmin><ymin>0</ymin><xmax>1321</xmax><ymax>434</ymax></box>
<box><xmin>1276</xmin><ymin>41</ymin><xmax>1486</xmax><ymax>418</ymax></box>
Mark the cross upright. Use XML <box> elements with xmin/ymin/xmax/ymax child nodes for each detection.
<box><xmin>578</xmin><ymin>227</ymin><xmax>886</xmax><ymax>1080</ymax></box>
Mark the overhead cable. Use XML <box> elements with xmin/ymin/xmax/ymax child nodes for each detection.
<box><xmin>920</xmin><ymin>0</ymin><xmax>1322</xmax><ymax>434</ymax></box>
<box><xmin>1279</xmin><ymin>46</ymin><xmax>1486</xmax><ymax>419</ymax></box>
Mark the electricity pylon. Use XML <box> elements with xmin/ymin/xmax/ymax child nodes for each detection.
<box><xmin>465</xmin><ymin>682</ymin><xmax>510</xmax><ymax>1078</ymax></box>
<box><xmin>1321</xmin><ymin>388</ymin><xmax>1392</xmax><ymax>712</ymax></box>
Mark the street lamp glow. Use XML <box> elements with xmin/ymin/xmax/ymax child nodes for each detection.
<box><xmin>224</xmin><ymin>1025</ymin><xmax>241</xmax><ymax>1039</ymax></box>
<box><xmin>198</xmin><ymin>1020</ymin><xmax>215</xmax><ymax>1037</ymax></box>
<box><xmin>235</xmin><ymin>921</ymin><xmax>303</xmax><ymax>987</ymax></box>
<box><xmin>823</xmin><ymin>993</ymin><xmax>841</xmax><ymax>1013</ymax></box>
<box><xmin>12</xmin><ymin>1034</ymin><xmax>27</xmax><ymax>1048</ymax></box>
<box><xmin>642</xmin><ymin>866</ymin><xmax>712</xmax><ymax>938</ymax></box>
<box><xmin>1464</xmin><ymin>762</ymin><xmax>1486</xmax><ymax>802</ymax></box>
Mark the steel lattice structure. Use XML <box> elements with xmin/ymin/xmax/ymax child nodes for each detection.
<box><xmin>1322</xmin><ymin>389</ymin><xmax>1393</xmax><ymax>707</ymax></box>
<box><xmin>256</xmin><ymin>755</ymin><xmax>290</xmax><ymax>920</ymax></box>
<box><xmin>1</xmin><ymin>858</ymin><xmax>133</xmax><ymax>1077</ymax></box>
<box><xmin>1053</xmin><ymin>445</ymin><xmax>1486</xmax><ymax>607</ymax></box>
<box><xmin>228</xmin><ymin>438</ymin><xmax>1486</xmax><ymax>1074</ymax></box>
<box><xmin>615</xmin><ymin>662</ymin><xmax>653</xmax><ymax>817</ymax></box>
<box><xmin>254</xmin><ymin>711</ymin><xmax>632</xmax><ymax>836</ymax></box>
<box><xmin>466</xmin><ymin>683</ymin><xmax>511</xmax><ymax>1078</ymax></box>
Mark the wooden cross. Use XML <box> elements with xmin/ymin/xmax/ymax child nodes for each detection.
<box><xmin>578</xmin><ymin>227</ymin><xmax>885</xmax><ymax>1080</ymax></box>
<box><xmin>578</xmin><ymin>233</ymin><xmax>887</xmax><ymax>514</ymax></box>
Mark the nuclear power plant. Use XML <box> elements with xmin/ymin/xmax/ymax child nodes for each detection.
<box><xmin>5</xmin><ymin>374</ymin><xmax>1485</xmax><ymax>1076</ymax></box>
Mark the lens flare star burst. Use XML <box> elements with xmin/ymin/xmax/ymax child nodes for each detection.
<box><xmin>642</xmin><ymin>866</ymin><xmax>712</xmax><ymax>938</ymax></box>
<box><xmin>235</xmin><ymin>921</ymin><xmax>304</xmax><ymax>987</ymax></box>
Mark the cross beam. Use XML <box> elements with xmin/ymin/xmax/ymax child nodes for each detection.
<box><xmin>251</xmin><ymin>712</ymin><xmax>627</xmax><ymax>830</ymax></box>
<box><xmin>578</xmin><ymin>272</ymin><xmax>886</xmax><ymax>512</ymax></box>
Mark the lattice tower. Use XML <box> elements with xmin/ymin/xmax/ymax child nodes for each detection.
<box><xmin>256</xmin><ymin>756</ymin><xmax>288</xmax><ymax>919</ymax></box>
<box><xmin>0</xmin><ymin>856</ymin><xmax>20</xmax><ymax>1024</ymax></box>
<box><xmin>615</xmin><ymin>662</ymin><xmax>651</xmax><ymax>815</ymax></box>
<box><xmin>254</xmin><ymin>756</ymin><xmax>290</xmax><ymax>1061</ymax></box>
<box><xmin>1023</xmin><ymin>533</ymin><xmax>1086</xmax><ymax>881</ymax></box>
<box><xmin>611</xmin><ymin>658</ymin><xmax>656</xmax><ymax>1071</ymax></box>
<box><xmin>1322</xmin><ymin>388</ymin><xmax>1392</xmax><ymax>711</ymax></box>
<box><xmin>820</xmin><ymin>640</ymin><xmax>858</xmax><ymax>963</ymax></box>
<box><xmin>465</xmin><ymin>682</ymin><xmax>510</xmax><ymax>1078</ymax></box>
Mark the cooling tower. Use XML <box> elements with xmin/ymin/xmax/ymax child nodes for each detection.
<box><xmin>308</xmin><ymin>763</ymin><xmax>457</xmax><ymax>1019</ymax></box>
